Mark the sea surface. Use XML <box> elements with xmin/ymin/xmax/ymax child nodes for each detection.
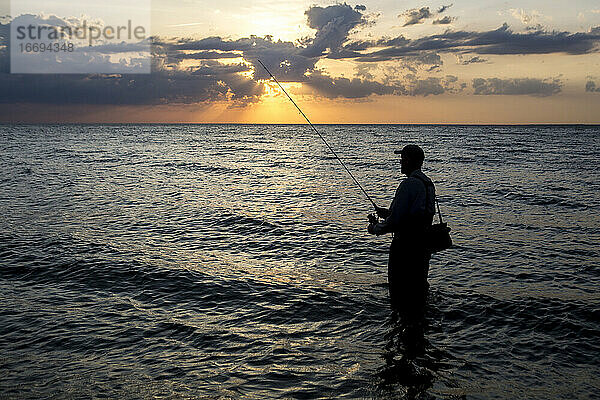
<box><xmin>1</xmin><ymin>124</ymin><xmax>599</xmax><ymax>399</ymax></box>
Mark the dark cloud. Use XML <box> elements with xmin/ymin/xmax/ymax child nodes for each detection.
<box><xmin>304</xmin><ymin>71</ymin><xmax>397</xmax><ymax>98</ymax></box>
<box><xmin>411</xmin><ymin>77</ymin><xmax>445</xmax><ymax>96</ymax></box>
<box><xmin>0</xmin><ymin>19</ymin><xmax>7</xmax><ymax>43</ymax></box>
<box><xmin>167</xmin><ymin>51</ymin><xmax>241</xmax><ymax>61</ymax></box>
<box><xmin>355</xmin><ymin>5</ymin><xmax>367</xmax><ymax>11</ymax></box>
<box><xmin>405</xmin><ymin>75</ymin><xmax>462</xmax><ymax>96</ymax></box>
<box><xmin>344</xmin><ymin>36</ymin><xmax>409</xmax><ymax>52</ymax></box>
<box><xmin>305</xmin><ymin>73</ymin><xmax>458</xmax><ymax>97</ymax></box>
<box><xmin>344</xmin><ymin>23</ymin><xmax>600</xmax><ymax>62</ymax></box>
<box><xmin>438</xmin><ymin>4</ymin><xmax>454</xmax><ymax>13</ymax></box>
<box><xmin>585</xmin><ymin>81</ymin><xmax>600</xmax><ymax>92</ymax></box>
<box><xmin>170</xmin><ymin>35</ymin><xmax>316</xmax><ymax>82</ymax></box>
<box><xmin>191</xmin><ymin>61</ymin><xmax>250</xmax><ymax>76</ymax></box>
<box><xmin>0</xmin><ymin>21</ymin><xmax>263</xmax><ymax>105</ymax></box>
<box><xmin>400</xmin><ymin>4</ymin><xmax>455</xmax><ymax>26</ymax></box>
<box><xmin>401</xmin><ymin>52</ymin><xmax>443</xmax><ymax>72</ymax></box>
<box><xmin>525</xmin><ymin>24</ymin><xmax>545</xmax><ymax>32</ymax></box>
<box><xmin>63</xmin><ymin>41</ymin><xmax>151</xmax><ymax>54</ymax></box>
<box><xmin>400</xmin><ymin>7</ymin><xmax>433</xmax><ymax>26</ymax></box>
<box><xmin>433</xmin><ymin>16</ymin><xmax>455</xmax><ymax>25</ymax></box>
<box><xmin>0</xmin><ymin>22</ymin><xmax>7</xmax><ymax>67</ymax></box>
<box><xmin>460</xmin><ymin>56</ymin><xmax>487</xmax><ymax>65</ymax></box>
<box><xmin>303</xmin><ymin>4</ymin><xmax>367</xmax><ymax>57</ymax></box>
<box><xmin>468</xmin><ymin>24</ymin><xmax>600</xmax><ymax>55</ymax></box>
<box><xmin>0</xmin><ymin>64</ymin><xmax>264</xmax><ymax>105</ymax></box>
<box><xmin>472</xmin><ymin>77</ymin><xmax>562</xmax><ymax>96</ymax></box>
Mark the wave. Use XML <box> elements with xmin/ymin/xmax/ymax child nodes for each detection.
<box><xmin>492</xmin><ymin>188</ymin><xmax>589</xmax><ymax>209</ymax></box>
<box><xmin>160</xmin><ymin>162</ymin><xmax>246</xmax><ymax>175</ymax></box>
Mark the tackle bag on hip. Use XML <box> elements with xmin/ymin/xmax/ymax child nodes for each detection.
<box><xmin>424</xmin><ymin>221</ymin><xmax>452</xmax><ymax>253</ymax></box>
<box><xmin>415</xmin><ymin>175</ymin><xmax>453</xmax><ymax>253</ymax></box>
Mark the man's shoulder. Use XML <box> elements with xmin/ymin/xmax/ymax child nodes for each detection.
<box><xmin>397</xmin><ymin>175</ymin><xmax>424</xmax><ymax>193</ymax></box>
<box><xmin>410</xmin><ymin>170</ymin><xmax>433</xmax><ymax>186</ymax></box>
<box><xmin>396</xmin><ymin>171</ymin><xmax>434</xmax><ymax>193</ymax></box>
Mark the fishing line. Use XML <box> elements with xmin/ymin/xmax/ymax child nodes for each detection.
<box><xmin>257</xmin><ymin>59</ymin><xmax>378</xmax><ymax>210</ymax></box>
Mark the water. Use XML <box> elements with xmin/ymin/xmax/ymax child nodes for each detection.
<box><xmin>1</xmin><ymin>124</ymin><xmax>599</xmax><ymax>399</ymax></box>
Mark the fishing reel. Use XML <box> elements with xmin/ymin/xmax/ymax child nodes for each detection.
<box><xmin>367</xmin><ymin>213</ymin><xmax>380</xmax><ymax>235</ymax></box>
<box><xmin>368</xmin><ymin>205</ymin><xmax>388</xmax><ymax>224</ymax></box>
<box><xmin>368</xmin><ymin>214</ymin><xmax>379</xmax><ymax>225</ymax></box>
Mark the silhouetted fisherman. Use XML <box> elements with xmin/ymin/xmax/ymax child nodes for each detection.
<box><xmin>368</xmin><ymin>145</ymin><xmax>435</xmax><ymax>313</ymax></box>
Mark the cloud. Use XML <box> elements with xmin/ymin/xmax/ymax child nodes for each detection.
<box><xmin>304</xmin><ymin>70</ymin><xmax>397</xmax><ymax>98</ymax></box>
<box><xmin>510</xmin><ymin>9</ymin><xmax>543</xmax><ymax>25</ymax></box>
<box><xmin>302</xmin><ymin>66</ymin><xmax>461</xmax><ymax>98</ymax></box>
<box><xmin>400</xmin><ymin>7</ymin><xmax>433</xmax><ymax>26</ymax></box>
<box><xmin>167</xmin><ymin>51</ymin><xmax>241</xmax><ymax>61</ymax></box>
<box><xmin>400</xmin><ymin>4</ymin><xmax>455</xmax><ymax>26</ymax></box>
<box><xmin>472</xmin><ymin>77</ymin><xmax>562</xmax><ymax>96</ymax></box>
<box><xmin>355</xmin><ymin>63</ymin><xmax>376</xmax><ymax>80</ymax></box>
<box><xmin>5</xmin><ymin>14</ymin><xmax>152</xmax><ymax>73</ymax></box>
<box><xmin>467</xmin><ymin>24</ymin><xmax>600</xmax><ymax>55</ymax></box>
<box><xmin>410</xmin><ymin>77</ymin><xmax>445</xmax><ymax>96</ymax></box>
<box><xmin>303</xmin><ymin>3</ymin><xmax>367</xmax><ymax>57</ymax></box>
<box><xmin>433</xmin><ymin>16</ymin><xmax>455</xmax><ymax>25</ymax></box>
<box><xmin>585</xmin><ymin>80</ymin><xmax>600</xmax><ymax>92</ymax></box>
<box><xmin>170</xmin><ymin>35</ymin><xmax>316</xmax><ymax>82</ymax></box>
<box><xmin>344</xmin><ymin>23</ymin><xmax>600</xmax><ymax>62</ymax></box>
<box><xmin>438</xmin><ymin>4</ymin><xmax>454</xmax><ymax>13</ymax></box>
<box><xmin>0</xmin><ymin>21</ymin><xmax>264</xmax><ymax>105</ymax></box>
<box><xmin>378</xmin><ymin>67</ymin><xmax>461</xmax><ymax>96</ymax></box>
<box><xmin>405</xmin><ymin>75</ymin><xmax>463</xmax><ymax>96</ymax></box>
<box><xmin>460</xmin><ymin>55</ymin><xmax>488</xmax><ymax>65</ymax></box>
<box><xmin>401</xmin><ymin>52</ymin><xmax>443</xmax><ymax>72</ymax></box>
<box><xmin>0</xmin><ymin>18</ymin><xmax>7</xmax><ymax>43</ymax></box>
<box><xmin>0</xmin><ymin>64</ymin><xmax>264</xmax><ymax>105</ymax></box>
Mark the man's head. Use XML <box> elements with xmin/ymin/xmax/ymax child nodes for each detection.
<box><xmin>395</xmin><ymin>145</ymin><xmax>424</xmax><ymax>175</ymax></box>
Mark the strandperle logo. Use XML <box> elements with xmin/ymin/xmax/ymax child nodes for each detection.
<box><xmin>14</xmin><ymin>20</ymin><xmax>147</xmax><ymax>47</ymax></box>
<box><xmin>10</xmin><ymin>0</ymin><xmax>151</xmax><ymax>74</ymax></box>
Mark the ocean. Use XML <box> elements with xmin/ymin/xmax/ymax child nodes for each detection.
<box><xmin>1</xmin><ymin>124</ymin><xmax>599</xmax><ymax>399</ymax></box>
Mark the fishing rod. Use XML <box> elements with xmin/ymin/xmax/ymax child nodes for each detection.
<box><xmin>257</xmin><ymin>59</ymin><xmax>378</xmax><ymax>211</ymax></box>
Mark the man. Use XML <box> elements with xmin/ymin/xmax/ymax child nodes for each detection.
<box><xmin>368</xmin><ymin>144</ymin><xmax>436</xmax><ymax>312</ymax></box>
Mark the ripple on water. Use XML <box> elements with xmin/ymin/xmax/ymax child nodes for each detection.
<box><xmin>1</xmin><ymin>124</ymin><xmax>599</xmax><ymax>398</ymax></box>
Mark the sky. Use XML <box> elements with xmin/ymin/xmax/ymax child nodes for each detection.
<box><xmin>1</xmin><ymin>0</ymin><xmax>600</xmax><ymax>123</ymax></box>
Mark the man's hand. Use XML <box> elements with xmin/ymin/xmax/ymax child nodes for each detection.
<box><xmin>368</xmin><ymin>223</ymin><xmax>376</xmax><ymax>235</ymax></box>
<box><xmin>367</xmin><ymin>214</ymin><xmax>378</xmax><ymax>235</ymax></box>
<box><xmin>375</xmin><ymin>206</ymin><xmax>390</xmax><ymax>219</ymax></box>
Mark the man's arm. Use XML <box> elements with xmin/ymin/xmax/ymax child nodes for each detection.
<box><xmin>369</xmin><ymin>178</ymin><xmax>425</xmax><ymax>235</ymax></box>
<box><xmin>369</xmin><ymin>181</ymin><xmax>412</xmax><ymax>235</ymax></box>
<box><xmin>375</xmin><ymin>206</ymin><xmax>390</xmax><ymax>219</ymax></box>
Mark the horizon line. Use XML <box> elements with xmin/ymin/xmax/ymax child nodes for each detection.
<box><xmin>2</xmin><ymin>122</ymin><xmax>600</xmax><ymax>126</ymax></box>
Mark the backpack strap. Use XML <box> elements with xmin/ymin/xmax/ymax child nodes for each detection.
<box><xmin>412</xmin><ymin>174</ymin><xmax>443</xmax><ymax>224</ymax></box>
